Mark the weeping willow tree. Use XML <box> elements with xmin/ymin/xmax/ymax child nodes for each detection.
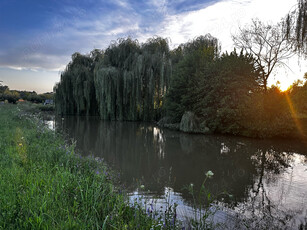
<box><xmin>139</xmin><ymin>37</ymin><xmax>172</xmax><ymax>121</ymax></box>
<box><xmin>94</xmin><ymin>37</ymin><xmax>171</xmax><ymax>121</ymax></box>
<box><xmin>54</xmin><ymin>51</ymin><xmax>103</xmax><ymax>116</ymax></box>
<box><xmin>284</xmin><ymin>0</ymin><xmax>307</xmax><ymax>56</ymax></box>
<box><xmin>55</xmin><ymin>37</ymin><xmax>172</xmax><ymax>121</ymax></box>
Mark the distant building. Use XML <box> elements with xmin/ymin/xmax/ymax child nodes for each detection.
<box><xmin>18</xmin><ymin>99</ymin><xmax>25</xmax><ymax>103</ymax></box>
<box><xmin>44</xmin><ymin>99</ymin><xmax>54</xmax><ymax>105</ymax></box>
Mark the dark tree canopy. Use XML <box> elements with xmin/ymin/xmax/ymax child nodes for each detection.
<box><xmin>54</xmin><ymin>33</ymin><xmax>307</xmax><ymax>138</ymax></box>
<box><xmin>195</xmin><ymin>50</ymin><xmax>260</xmax><ymax>134</ymax></box>
<box><xmin>54</xmin><ymin>53</ymin><xmax>98</xmax><ymax>116</ymax></box>
<box><xmin>94</xmin><ymin>37</ymin><xmax>172</xmax><ymax>121</ymax></box>
<box><xmin>166</xmin><ymin>34</ymin><xmax>220</xmax><ymax>122</ymax></box>
<box><xmin>284</xmin><ymin>0</ymin><xmax>307</xmax><ymax>56</ymax></box>
<box><xmin>55</xmin><ymin>37</ymin><xmax>172</xmax><ymax>121</ymax></box>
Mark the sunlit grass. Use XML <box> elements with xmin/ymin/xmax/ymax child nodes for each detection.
<box><xmin>0</xmin><ymin>104</ymin><xmax>230</xmax><ymax>229</ymax></box>
<box><xmin>0</xmin><ymin>104</ymin><xmax>164</xmax><ymax>229</ymax></box>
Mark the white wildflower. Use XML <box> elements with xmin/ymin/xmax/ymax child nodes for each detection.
<box><xmin>205</xmin><ymin>170</ymin><xmax>214</xmax><ymax>178</ymax></box>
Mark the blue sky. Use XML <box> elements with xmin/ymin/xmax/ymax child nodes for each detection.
<box><xmin>0</xmin><ymin>0</ymin><xmax>304</xmax><ymax>93</ymax></box>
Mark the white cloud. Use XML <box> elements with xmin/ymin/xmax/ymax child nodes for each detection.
<box><xmin>155</xmin><ymin>0</ymin><xmax>298</xmax><ymax>49</ymax></box>
<box><xmin>106</xmin><ymin>23</ymin><xmax>140</xmax><ymax>36</ymax></box>
<box><xmin>148</xmin><ymin>0</ymin><xmax>306</xmax><ymax>86</ymax></box>
<box><xmin>1</xmin><ymin>0</ymin><xmax>305</xmax><ymax>92</ymax></box>
<box><xmin>7</xmin><ymin>66</ymin><xmax>24</xmax><ymax>71</ymax></box>
<box><xmin>113</xmin><ymin>0</ymin><xmax>130</xmax><ymax>9</ymax></box>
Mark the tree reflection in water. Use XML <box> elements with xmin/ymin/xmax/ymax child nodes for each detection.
<box><xmin>55</xmin><ymin>116</ymin><xmax>307</xmax><ymax>229</ymax></box>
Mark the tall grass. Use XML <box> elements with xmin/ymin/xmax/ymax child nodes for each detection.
<box><xmin>0</xmin><ymin>104</ymin><xmax>220</xmax><ymax>229</ymax></box>
<box><xmin>0</xmin><ymin>104</ymin><xmax>162</xmax><ymax>229</ymax></box>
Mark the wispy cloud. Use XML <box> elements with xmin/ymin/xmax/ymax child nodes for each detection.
<box><xmin>154</xmin><ymin>0</ymin><xmax>298</xmax><ymax>49</ymax></box>
<box><xmin>112</xmin><ymin>0</ymin><xmax>131</xmax><ymax>9</ymax></box>
<box><xmin>0</xmin><ymin>0</ymin><xmax>304</xmax><ymax>92</ymax></box>
<box><xmin>0</xmin><ymin>0</ymin><xmax>299</xmax><ymax>69</ymax></box>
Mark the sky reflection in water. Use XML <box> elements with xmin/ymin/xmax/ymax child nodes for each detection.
<box><xmin>54</xmin><ymin>116</ymin><xmax>307</xmax><ymax>229</ymax></box>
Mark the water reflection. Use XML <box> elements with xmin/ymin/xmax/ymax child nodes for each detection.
<box><xmin>55</xmin><ymin>116</ymin><xmax>307</xmax><ymax>228</ymax></box>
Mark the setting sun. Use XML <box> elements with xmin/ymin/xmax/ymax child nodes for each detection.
<box><xmin>275</xmin><ymin>76</ymin><xmax>297</xmax><ymax>92</ymax></box>
<box><xmin>279</xmin><ymin>81</ymin><xmax>292</xmax><ymax>91</ymax></box>
<box><xmin>1</xmin><ymin>0</ymin><xmax>307</xmax><ymax>229</ymax></box>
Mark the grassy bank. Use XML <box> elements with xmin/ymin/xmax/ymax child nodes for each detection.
<box><xmin>0</xmin><ymin>104</ymin><xmax>176</xmax><ymax>229</ymax></box>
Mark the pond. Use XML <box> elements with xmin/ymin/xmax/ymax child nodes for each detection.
<box><xmin>51</xmin><ymin>116</ymin><xmax>307</xmax><ymax>229</ymax></box>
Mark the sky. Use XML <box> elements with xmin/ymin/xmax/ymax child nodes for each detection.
<box><xmin>0</xmin><ymin>0</ymin><xmax>306</xmax><ymax>93</ymax></box>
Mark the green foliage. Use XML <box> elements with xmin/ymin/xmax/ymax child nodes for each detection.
<box><xmin>186</xmin><ymin>171</ymin><xmax>226</xmax><ymax>229</ymax></box>
<box><xmin>0</xmin><ymin>85</ymin><xmax>8</xmax><ymax>94</ymax></box>
<box><xmin>37</xmin><ymin>104</ymin><xmax>55</xmax><ymax>112</ymax></box>
<box><xmin>54</xmin><ymin>34</ymin><xmax>307</xmax><ymax>138</ymax></box>
<box><xmin>54</xmin><ymin>52</ymin><xmax>99</xmax><ymax>116</ymax></box>
<box><xmin>0</xmin><ymin>85</ymin><xmax>52</xmax><ymax>104</ymax></box>
<box><xmin>94</xmin><ymin>37</ymin><xmax>171</xmax><ymax>121</ymax></box>
<box><xmin>0</xmin><ymin>105</ymin><xmax>169</xmax><ymax>229</ymax></box>
<box><xmin>166</xmin><ymin>46</ymin><xmax>260</xmax><ymax>134</ymax></box>
<box><xmin>0</xmin><ymin>104</ymin><xmax>222</xmax><ymax>229</ymax></box>
<box><xmin>56</xmin><ymin>37</ymin><xmax>172</xmax><ymax>121</ymax></box>
<box><xmin>196</xmin><ymin>50</ymin><xmax>260</xmax><ymax>134</ymax></box>
<box><xmin>0</xmin><ymin>88</ymin><xmax>20</xmax><ymax>103</ymax></box>
<box><xmin>165</xmin><ymin>44</ymin><xmax>302</xmax><ymax>138</ymax></box>
<box><xmin>166</xmin><ymin>34</ymin><xmax>220</xmax><ymax>122</ymax></box>
<box><xmin>288</xmin><ymin>79</ymin><xmax>307</xmax><ymax>116</ymax></box>
<box><xmin>240</xmin><ymin>87</ymin><xmax>297</xmax><ymax>138</ymax></box>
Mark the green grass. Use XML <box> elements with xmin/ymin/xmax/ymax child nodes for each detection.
<box><xmin>17</xmin><ymin>102</ymin><xmax>54</xmax><ymax>112</ymax></box>
<box><xmin>0</xmin><ymin>104</ymin><xmax>176</xmax><ymax>229</ymax></box>
<box><xmin>37</xmin><ymin>104</ymin><xmax>54</xmax><ymax>112</ymax></box>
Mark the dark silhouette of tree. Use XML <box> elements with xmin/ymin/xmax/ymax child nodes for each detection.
<box><xmin>284</xmin><ymin>0</ymin><xmax>307</xmax><ymax>56</ymax></box>
<box><xmin>232</xmin><ymin>19</ymin><xmax>293</xmax><ymax>91</ymax></box>
<box><xmin>196</xmin><ymin>50</ymin><xmax>260</xmax><ymax>134</ymax></box>
<box><xmin>53</xmin><ymin>34</ymin><xmax>306</xmax><ymax>138</ymax></box>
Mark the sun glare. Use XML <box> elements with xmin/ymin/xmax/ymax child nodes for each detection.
<box><xmin>278</xmin><ymin>81</ymin><xmax>292</xmax><ymax>92</ymax></box>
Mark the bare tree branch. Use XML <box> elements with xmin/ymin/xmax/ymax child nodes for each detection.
<box><xmin>232</xmin><ymin>19</ymin><xmax>294</xmax><ymax>91</ymax></box>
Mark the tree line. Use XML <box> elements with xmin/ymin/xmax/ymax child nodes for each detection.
<box><xmin>54</xmin><ymin>0</ymin><xmax>307</xmax><ymax>138</ymax></box>
<box><xmin>54</xmin><ymin>37</ymin><xmax>171</xmax><ymax>121</ymax></box>
<box><xmin>0</xmin><ymin>84</ymin><xmax>53</xmax><ymax>104</ymax></box>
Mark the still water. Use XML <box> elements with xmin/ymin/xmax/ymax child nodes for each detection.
<box><xmin>51</xmin><ymin>116</ymin><xmax>307</xmax><ymax>229</ymax></box>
